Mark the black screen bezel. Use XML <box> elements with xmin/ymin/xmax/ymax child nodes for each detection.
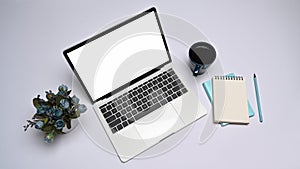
<box><xmin>63</xmin><ymin>7</ymin><xmax>172</xmax><ymax>104</ymax></box>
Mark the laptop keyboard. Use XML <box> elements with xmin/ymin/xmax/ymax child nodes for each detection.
<box><xmin>99</xmin><ymin>68</ymin><xmax>188</xmax><ymax>134</ymax></box>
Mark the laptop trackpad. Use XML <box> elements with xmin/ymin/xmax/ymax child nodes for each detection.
<box><xmin>134</xmin><ymin>103</ymin><xmax>185</xmax><ymax>146</ymax></box>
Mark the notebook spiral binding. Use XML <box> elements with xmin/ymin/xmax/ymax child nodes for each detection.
<box><xmin>214</xmin><ymin>76</ymin><xmax>244</xmax><ymax>81</ymax></box>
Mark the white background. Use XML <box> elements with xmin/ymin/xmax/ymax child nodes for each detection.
<box><xmin>1</xmin><ymin>0</ymin><xmax>300</xmax><ymax>168</ymax></box>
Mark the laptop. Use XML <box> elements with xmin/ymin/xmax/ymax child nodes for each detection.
<box><xmin>63</xmin><ymin>7</ymin><xmax>207</xmax><ymax>162</ymax></box>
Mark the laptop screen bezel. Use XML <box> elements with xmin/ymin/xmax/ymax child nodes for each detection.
<box><xmin>63</xmin><ymin>7</ymin><xmax>172</xmax><ymax>104</ymax></box>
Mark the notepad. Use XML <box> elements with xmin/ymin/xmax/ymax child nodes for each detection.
<box><xmin>202</xmin><ymin>73</ymin><xmax>254</xmax><ymax>126</ymax></box>
<box><xmin>212</xmin><ymin>75</ymin><xmax>250</xmax><ymax>124</ymax></box>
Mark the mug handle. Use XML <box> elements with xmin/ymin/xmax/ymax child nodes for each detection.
<box><xmin>193</xmin><ymin>64</ymin><xmax>201</xmax><ymax>76</ymax></box>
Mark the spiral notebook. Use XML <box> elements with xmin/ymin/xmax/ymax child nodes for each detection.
<box><xmin>202</xmin><ymin>73</ymin><xmax>254</xmax><ymax>126</ymax></box>
<box><xmin>212</xmin><ymin>75</ymin><xmax>250</xmax><ymax>124</ymax></box>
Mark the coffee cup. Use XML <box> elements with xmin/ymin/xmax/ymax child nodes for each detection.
<box><xmin>189</xmin><ymin>42</ymin><xmax>216</xmax><ymax>76</ymax></box>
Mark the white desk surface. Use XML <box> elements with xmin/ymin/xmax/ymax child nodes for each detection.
<box><xmin>1</xmin><ymin>0</ymin><xmax>300</xmax><ymax>168</ymax></box>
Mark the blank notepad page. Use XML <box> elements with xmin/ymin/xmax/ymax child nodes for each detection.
<box><xmin>212</xmin><ymin>76</ymin><xmax>249</xmax><ymax>124</ymax></box>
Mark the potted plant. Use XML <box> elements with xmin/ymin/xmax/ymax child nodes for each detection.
<box><xmin>24</xmin><ymin>84</ymin><xmax>87</xmax><ymax>143</ymax></box>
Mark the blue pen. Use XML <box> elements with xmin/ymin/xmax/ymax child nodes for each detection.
<box><xmin>253</xmin><ymin>74</ymin><xmax>263</xmax><ymax>122</ymax></box>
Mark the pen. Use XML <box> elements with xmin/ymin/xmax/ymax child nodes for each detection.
<box><xmin>253</xmin><ymin>73</ymin><xmax>263</xmax><ymax>122</ymax></box>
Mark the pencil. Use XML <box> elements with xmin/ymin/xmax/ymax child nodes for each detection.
<box><xmin>253</xmin><ymin>73</ymin><xmax>263</xmax><ymax>122</ymax></box>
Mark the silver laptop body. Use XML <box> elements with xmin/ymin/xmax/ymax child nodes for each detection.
<box><xmin>64</xmin><ymin>7</ymin><xmax>207</xmax><ymax>162</ymax></box>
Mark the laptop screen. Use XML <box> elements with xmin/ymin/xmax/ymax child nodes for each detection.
<box><xmin>64</xmin><ymin>8</ymin><xmax>171</xmax><ymax>102</ymax></box>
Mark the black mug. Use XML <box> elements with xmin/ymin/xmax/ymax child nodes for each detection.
<box><xmin>189</xmin><ymin>42</ymin><xmax>216</xmax><ymax>76</ymax></box>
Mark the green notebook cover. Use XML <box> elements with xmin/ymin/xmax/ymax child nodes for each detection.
<box><xmin>202</xmin><ymin>73</ymin><xmax>255</xmax><ymax>126</ymax></box>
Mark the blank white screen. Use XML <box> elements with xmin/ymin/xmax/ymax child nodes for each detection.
<box><xmin>66</xmin><ymin>11</ymin><xmax>170</xmax><ymax>101</ymax></box>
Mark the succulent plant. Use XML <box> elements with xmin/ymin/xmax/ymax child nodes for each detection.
<box><xmin>24</xmin><ymin>84</ymin><xmax>87</xmax><ymax>143</ymax></box>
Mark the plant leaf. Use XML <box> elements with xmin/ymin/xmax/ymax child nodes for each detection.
<box><xmin>41</xmin><ymin>124</ymin><xmax>54</xmax><ymax>132</ymax></box>
<box><xmin>65</xmin><ymin>119</ymin><xmax>71</xmax><ymax>129</ymax></box>
<box><xmin>56</xmin><ymin>129</ymin><xmax>63</xmax><ymax>134</ymax></box>
<box><xmin>33</xmin><ymin>98</ymin><xmax>41</xmax><ymax>108</ymax></box>
<box><xmin>33</xmin><ymin>114</ymin><xmax>46</xmax><ymax>120</ymax></box>
<box><xmin>55</xmin><ymin>95</ymin><xmax>64</xmax><ymax>105</ymax></box>
<box><xmin>70</xmin><ymin>111</ymin><xmax>80</xmax><ymax>119</ymax></box>
<box><xmin>44</xmin><ymin>117</ymin><xmax>49</xmax><ymax>124</ymax></box>
<box><xmin>66</xmin><ymin>90</ymin><xmax>72</xmax><ymax>96</ymax></box>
